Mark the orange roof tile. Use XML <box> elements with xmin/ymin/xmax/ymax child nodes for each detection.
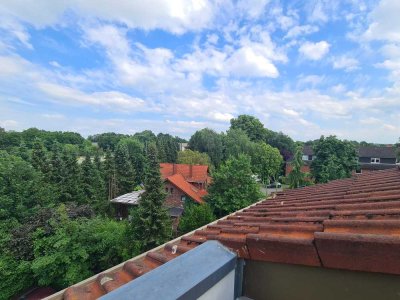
<box><xmin>51</xmin><ymin>167</ymin><xmax>400</xmax><ymax>300</ymax></box>
<box><xmin>160</xmin><ymin>163</ymin><xmax>209</xmax><ymax>182</ymax></box>
<box><xmin>165</xmin><ymin>173</ymin><xmax>204</xmax><ymax>204</ymax></box>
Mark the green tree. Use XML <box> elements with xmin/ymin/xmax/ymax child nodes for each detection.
<box><xmin>250</xmin><ymin>143</ymin><xmax>283</xmax><ymax>185</ymax></box>
<box><xmin>117</xmin><ymin>138</ymin><xmax>145</xmax><ymax>185</ymax></box>
<box><xmin>104</xmin><ymin>149</ymin><xmax>117</xmax><ymax>200</ymax></box>
<box><xmin>266</xmin><ymin>132</ymin><xmax>296</xmax><ymax>161</ymax></box>
<box><xmin>188</xmin><ymin>128</ymin><xmax>224</xmax><ymax>166</ymax></box>
<box><xmin>230</xmin><ymin>115</ymin><xmax>268</xmax><ymax>142</ymax></box>
<box><xmin>177</xmin><ymin>150</ymin><xmax>212</xmax><ymax>166</ymax></box>
<box><xmin>224</xmin><ymin>128</ymin><xmax>253</xmax><ymax>159</ymax></box>
<box><xmin>59</xmin><ymin>148</ymin><xmax>84</xmax><ymax>203</ymax></box>
<box><xmin>81</xmin><ymin>152</ymin><xmax>105</xmax><ymax>208</ymax></box>
<box><xmin>31</xmin><ymin>138</ymin><xmax>50</xmax><ymax>175</ymax></box>
<box><xmin>288</xmin><ymin>146</ymin><xmax>306</xmax><ymax>188</ymax></box>
<box><xmin>131</xmin><ymin>143</ymin><xmax>171</xmax><ymax>251</ymax></box>
<box><xmin>114</xmin><ymin>143</ymin><xmax>136</xmax><ymax>195</ymax></box>
<box><xmin>178</xmin><ymin>203</ymin><xmax>215</xmax><ymax>234</ymax></box>
<box><xmin>0</xmin><ymin>151</ymin><xmax>53</xmax><ymax>221</ymax></box>
<box><xmin>311</xmin><ymin>136</ymin><xmax>358</xmax><ymax>183</ymax></box>
<box><xmin>205</xmin><ymin>154</ymin><xmax>263</xmax><ymax>217</ymax></box>
<box><xmin>156</xmin><ymin>133</ymin><xmax>179</xmax><ymax>163</ymax></box>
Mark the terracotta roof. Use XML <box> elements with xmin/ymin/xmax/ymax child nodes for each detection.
<box><xmin>160</xmin><ymin>163</ymin><xmax>209</xmax><ymax>183</ymax></box>
<box><xmin>166</xmin><ymin>173</ymin><xmax>204</xmax><ymax>204</ymax></box>
<box><xmin>50</xmin><ymin>167</ymin><xmax>400</xmax><ymax>300</ymax></box>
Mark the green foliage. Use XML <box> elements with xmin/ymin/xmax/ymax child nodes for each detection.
<box><xmin>311</xmin><ymin>136</ymin><xmax>358</xmax><ymax>183</ymax></box>
<box><xmin>131</xmin><ymin>143</ymin><xmax>172</xmax><ymax>251</ymax></box>
<box><xmin>288</xmin><ymin>146</ymin><xmax>307</xmax><ymax>188</ymax></box>
<box><xmin>266</xmin><ymin>132</ymin><xmax>296</xmax><ymax>161</ymax></box>
<box><xmin>177</xmin><ymin>149</ymin><xmax>212</xmax><ymax>166</ymax></box>
<box><xmin>133</xmin><ymin>130</ymin><xmax>157</xmax><ymax>146</ymax></box>
<box><xmin>31</xmin><ymin>138</ymin><xmax>50</xmax><ymax>175</ymax></box>
<box><xmin>88</xmin><ymin>132</ymin><xmax>128</xmax><ymax>151</ymax></box>
<box><xmin>118</xmin><ymin>137</ymin><xmax>145</xmax><ymax>185</ymax></box>
<box><xmin>178</xmin><ymin>203</ymin><xmax>215</xmax><ymax>234</ymax></box>
<box><xmin>0</xmin><ymin>151</ymin><xmax>53</xmax><ymax>221</ymax></box>
<box><xmin>59</xmin><ymin>149</ymin><xmax>84</xmax><ymax>203</ymax></box>
<box><xmin>188</xmin><ymin>128</ymin><xmax>224</xmax><ymax>166</ymax></box>
<box><xmin>230</xmin><ymin>115</ymin><xmax>268</xmax><ymax>142</ymax></box>
<box><xmin>114</xmin><ymin>143</ymin><xmax>136</xmax><ymax>195</ymax></box>
<box><xmin>156</xmin><ymin>133</ymin><xmax>180</xmax><ymax>163</ymax></box>
<box><xmin>224</xmin><ymin>128</ymin><xmax>253</xmax><ymax>158</ymax></box>
<box><xmin>206</xmin><ymin>154</ymin><xmax>263</xmax><ymax>217</ymax></box>
<box><xmin>250</xmin><ymin>143</ymin><xmax>283</xmax><ymax>184</ymax></box>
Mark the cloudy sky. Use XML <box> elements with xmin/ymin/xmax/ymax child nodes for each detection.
<box><xmin>0</xmin><ymin>0</ymin><xmax>399</xmax><ymax>142</ymax></box>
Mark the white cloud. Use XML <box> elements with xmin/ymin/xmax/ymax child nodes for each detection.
<box><xmin>37</xmin><ymin>82</ymin><xmax>145</xmax><ymax>110</ymax></box>
<box><xmin>364</xmin><ymin>0</ymin><xmax>400</xmax><ymax>42</ymax></box>
<box><xmin>299</xmin><ymin>41</ymin><xmax>330</xmax><ymax>60</ymax></box>
<box><xmin>0</xmin><ymin>119</ymin><xmax>18</xmax><ymax>129</ymax></box>
<box><xmin>284</xmin><ymin>25</ymin><xmax>319</xmax><ymax>39</ymax></box>
<box><xmin>0</xmin><ymin>0</ymin><xmax>215</xmax><ymax>34</ymax></box>
<box><xmin>332</xmin><ymin>55</ymin><xmax>359</xmax><ymax>71</ymax></box>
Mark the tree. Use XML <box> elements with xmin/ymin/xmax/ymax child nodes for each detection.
<box><xmin>230</xmin><ymin>115</ymin><xmax>268</xmax><ymax>142</ymax></box>
<box><xmin>131</xmin><ymin>143</ymin><xmax>171</xmax><ymax>251</ymax></box>
<box><xmin>266</xmin><ymin>132</ymin><xmax>296</xmax><ymax>161</ymax></box>
<box><xmin>188</xmin><ymin>128</ymin><xmax>224</xmax><ymax>166</ymax></box>
<box><xmin>117</xmin><ymin>138</ymin><xmax>146</xmax><ymax>185</ymax></box>
<box><xmin>288</xmin><ymin>146</ymin><xmax>307</xmax><ymax>188</ymax></box>
<box><xmin>59</xmin><ymin>148</ymin><xmax>84</xmax><ymax>203</ymax></box>
<box><xmin>81</xmin><ymin>152</ymin><xmax>105</xmax><ymax>209</ymax></box>
<box><xmin>31</xmin><ymin>138</ymin><xmax>50</xmax><ymax>175</ymax></box>
<box><xmin>311</xmin><ymin>136</ymin><xmax>358</xmax><ymax>183</ymax></box>
<box><xmin>205</xmin><ymin>154</ymin><xmax>263</xmax><ymax>217</ymax></box>
<box><xmin>114</xmin><ymin>143</ymin><xmax>136</xmax><ymax>195</ymax></box>
<box><xmin>224</xmin><ymin>128</ymin><xmax>253</xmax><ymax>159</ymax></box>
<box><xmin>88</xmin><ymin>132</ymin><xmax>128</xmax><ymax>151</ymax></box>
<box><xmin>104</xmin><ymin>149</ymin><xmax>117</xmax><ymax>200</ymax></box>
<box><xmin>250</xmin><ymin>143</ymin><xmax>283</xmax><ymax>185</ymax></box>
<box><xmin>177</xmin><ymin>150</ymin><xmax>211</xmax><ymax>166</ymax></box>
<box><xmin>178</xmin><ymin>203</ymin><xmax>215</xmax><ymax>234</ymax></box>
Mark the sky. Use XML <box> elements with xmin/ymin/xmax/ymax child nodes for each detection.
<box><xmin>0</xmin><ymin>0</ymin><xmax>399</xmax><ymax>143</ymax></box>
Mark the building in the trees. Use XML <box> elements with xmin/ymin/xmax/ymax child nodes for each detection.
<box><xmin>111</xmin><ymin>163</ymin><xmax>210</xmax><ymax>220</ymax></box>
<box><xmin>286</xmin><ymin>145</ymin><xmax>398</xmax><ymax>176</ymax></box>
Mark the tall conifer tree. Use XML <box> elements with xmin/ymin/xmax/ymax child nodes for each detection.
<box><xmin>132</xmin><ymin>143</ymin><xmax>171</xmax><ymax>251</ymax></box>
<box><xmin>114</xmin><ymin>143</ymin><xmax>135</xmax><ymax>195</ymax></box>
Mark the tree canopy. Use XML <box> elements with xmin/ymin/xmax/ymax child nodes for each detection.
<box><xmin>177</xmin><ymin>149</ymin><xmax>212</xmax><ymax>166</ymax></box>
<box><xmin>311</xmin><ymin>136</ymin><xmax>358</xmax><ymax>183</ymax></box>
<box><xmin>205</xmin><ymin>154</ymin><xmax>263</xmax><ymax>217</ymax></box>
<box><xmin>188</xmin><ymin>128</ymin><xmax>224</xmax><ymax>166</ymax></box>
<box><xmin>250</xmin><ymin>143</ymin><xmax>283</xmax><ymax>184</ymax></box>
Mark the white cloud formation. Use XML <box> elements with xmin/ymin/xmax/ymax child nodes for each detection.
<box><xmin>0</xmin><ymin>0</ymin><xmax>215</xmax><ymax>33</ymax></box>
<box><xmin>364</xmin><ymin>0</ymin><xmax>400</xmax><ymax>42</ymax></box>
<box><xmin>299</xmin><ymin>41</ymin><xmax>330</xmax><ymax>60</ymax></box>
<box><xmin>332</xmin><ymin>55</ymin><xmax>359</xmax><ymax>71</ymax></box>
<box><xmin>284</xmin><ymin>25</ymin><xmax>319</xmax><ymax>39</ymax></box>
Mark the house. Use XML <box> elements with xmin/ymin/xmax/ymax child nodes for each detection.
<box><xmin>285</xmin><ymin>145</ymin><xmax>313</xmax><ymax>176</ymax></box>
<box><xmin>47</xmin><ymin>167</ymin><xmax>400</xmax><ymax>300</ymax></box>
<box><xmin>110</xmin><ymin>163</ymin><xmax>210</xmax><ymax>221</ymax></box>
<box><xmin>160</xmin><ymin>163</ymin><xmax>210</xmax><ymax>209</ymax></box>
<box><xmin>286</xmin><ymin>145</ymin><xmax>398</xmax><ymax>176</ymax></box>
<box><xmin>357</xmin><ymin>145</ymin><xmax>398</xmax><ymax>173</ymax></box>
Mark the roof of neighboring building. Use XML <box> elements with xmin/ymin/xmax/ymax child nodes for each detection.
<box><xmin>48</xmin><ymin>167</ymin><xmax>400</xmax><ymax>300</ymax></box>
<box><xmin>166</xmin><ymin>173</ymin><xmax>204</xmax><ymax>204</ymax></box>
<box><xmin>109</xmin><ymin>190</ymin><xmax>145</xmax><ymax>205</ymax></box>
<box><xmin>302</xmin><ymin>145</ymin><xmax>314</xmax><ymax>156</ymax></box>
<box><xmin>160</xmin><ymin>163</ymin><xmax>209</xmax><ymax>183</ymax></box>
<box><xmin>359</xmin><ymin>163</ymin><xmax>398</xmax><ymax>170</ymax></box>
<box><xmin>358</xmin><ymin>146</ymin><xmax>397</xmax><ymax>158</ymax></box>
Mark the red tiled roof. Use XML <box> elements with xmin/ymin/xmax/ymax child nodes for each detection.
<box><xmin>166</xmin><ymin>173</ymin><xmax>205</xmax><ymax>204</ymax></box>
<box><xmin>160</xmin><ymin>163</ymin><xmax>209</xmax><ymax>183</ymax></box>
<box><xmin>51</xmin><ymin>168</ymin><xmax>400</xmax><ymax>300</ymax></box>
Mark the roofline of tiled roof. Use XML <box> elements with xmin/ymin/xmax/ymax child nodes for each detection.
<box><xmin>43</xmin><ymin>197</ymin><xmax>268</xmax><ymax>300</ymax></box>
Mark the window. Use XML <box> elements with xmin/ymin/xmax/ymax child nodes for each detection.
<box><xmin>181</xmin><ymin>195</ymin><xmax>186</xmax><ymax>202</ymax></box>
<box><xmin>308</xmin><ymin>155</ymin><xmax>313</xmax><ymax>161</ymax></box>
<box><xmin>371</xmin><ymin>158</ymin><xmax>380</xmax><ymax>164</ymax></box>
<box><xmin>165</xmin><ymin>187</ymin><xmax>168</xmax><ymax>192</ymax></box>
<box><xmin>355</xmin><ymin>169</ymin><xmax>362</xmax><ymax>174</ymax></box>
<box><xmin>302</xmin><ymin>155</ymin><xmax>308</xmax><ymax>161</ymax></box>
<box><xmin>170</xmin><ymin>188</ymin><xmax>173</xmax><ymax>194</ymax></box>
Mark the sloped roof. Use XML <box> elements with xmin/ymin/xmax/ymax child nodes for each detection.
<box><xmin>49</xmin><ymin>167</ymin><xmax>400</xmax><ymax>300</ymax></box>
<box><xmin>166</xmin><ymin>173</ymin><xmax>204</xmax><ymax>204</ymax></box>
<box><xmin>302</xmin><ymin>145</ymin><xmax>314</xmax><ymax>156</ymax></box>
<box><xmin>358</xmin><ymin>146</ymin><xmax>397</xmax><ymax>158</ymax></box>
<box><xmin>160</xmin><ymin>163</ymin><xmax>209</xmax><ymax>182</ymax></box>
<box><xmin>110</xmin><ymin>190</ymin><xmax>145</xmax><ymax>205</ymax></box>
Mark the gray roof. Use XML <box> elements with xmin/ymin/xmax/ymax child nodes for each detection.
<box><xmin>110</xmin><ymin>190</ymin><xmax>145</xmax><ymax>205</ymax></box>
<box><xmin>359</xmin><ymin>163</ymin><xmax>397</xmax><ymax>170</ymax></box>
<box><xmin>358</xmin><ymin>146</ymin><xmax>397</xmax><ymax>158</ymax></box>
<box><xmin>168</xmin><ymin>207</ymin><xmax>184</xmax><ymax>217</ymax></box>
<box><xmin>303</xmin><ymin>145</ymin><xmax>314</xmax><ymax>156</ymax></box>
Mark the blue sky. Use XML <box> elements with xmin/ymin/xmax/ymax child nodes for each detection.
<box><xmin>0</xmin><ymin>0</ymin><xmax>399</xmax><ymax>143</ymax></box>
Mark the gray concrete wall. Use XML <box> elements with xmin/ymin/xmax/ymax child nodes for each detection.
<box><xmin>243</xmin><ymin>260</ymin><xmax>400</xmax><ymax>300</ymax></box>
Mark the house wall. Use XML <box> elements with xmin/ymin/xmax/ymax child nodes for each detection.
<box><xmin>285</xmin><ymin>163</ymin><xmax>311</xmax><ymax>176</ymax></box>
<box><xmin>359</xmin><ymin>157</ymin><xmax>396</xmax><ymax>164</ymax></box>
<box><xmin>243</xmin><ymin>260</ymin><xmax>400</xmax><ymax>300</ymax></box>
<box><xmin>164</xmin><ymin>182</ymin><xmax>186</xmax><ymax>208</ymax></box>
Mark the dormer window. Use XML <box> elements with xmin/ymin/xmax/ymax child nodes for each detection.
<box><xmin>371</xmin><ymin>157</ymin><xmax>380</xmax><ymax>164</ymax></box>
